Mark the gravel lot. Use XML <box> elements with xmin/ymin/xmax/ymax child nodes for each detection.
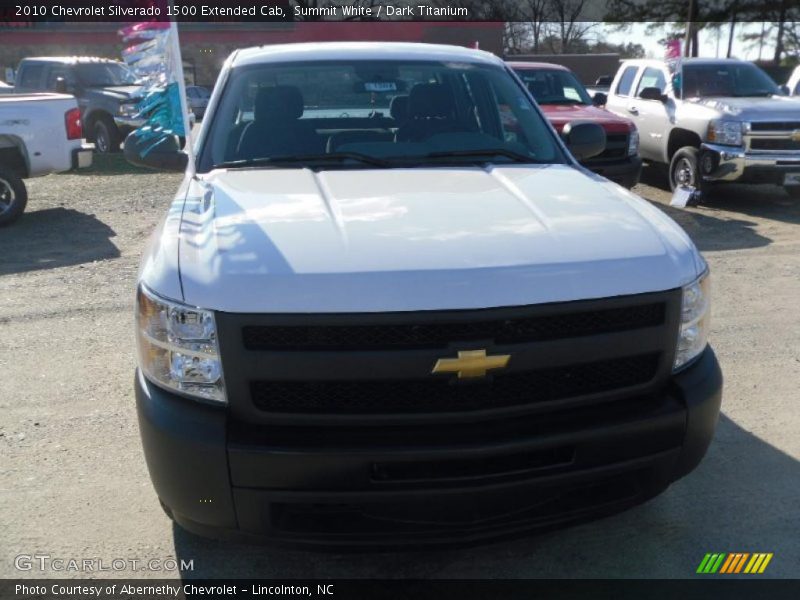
<box><xmin>1</xmin><ymin>159</ymin><xmax>799</xmax><ymax>579</ymax></box>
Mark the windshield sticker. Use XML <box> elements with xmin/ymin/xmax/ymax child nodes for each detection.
<box><xmin>364</xmin><ymin>82</ymin><xmax>397</xmax><ymax>92</ymax></box>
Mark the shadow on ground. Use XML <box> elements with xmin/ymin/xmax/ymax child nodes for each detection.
<box><xmin>62</xmin><ymin>152</ymin><xmax>155</xmax><ymax>176</ymax></box>
<box><xmin>171</xmin><ymin>413</ymin><xmax>799</xmax><ymax>579</ymax></box>
<box><xmin>0</xmin><ymin>207</ymin><xmax>119</xmax><ymax>275</ymax></box>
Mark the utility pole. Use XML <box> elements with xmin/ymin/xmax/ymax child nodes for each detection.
<box><xmin>684</xmin><ymin>0</ymin><xmax>696</xmax><ymax>57</ymax></box>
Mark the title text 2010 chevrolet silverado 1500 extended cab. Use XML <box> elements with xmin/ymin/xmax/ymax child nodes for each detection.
<box><xmin>606</xmin><ymin>58</ymin><xmax>800</xmax><ymax>197</ymax></box>
<box><xmin>0</xmin><ymin>93</ymin><xmax>91</xmax><ymax>225</ymax></box>
<box><xmin>130</xmin><ymin>43</ymin><xmax>722</xmax><ymax>547</ymax></box>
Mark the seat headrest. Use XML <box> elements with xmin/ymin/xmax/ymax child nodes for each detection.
<box><xmin>390</xmin><ymin>95</ymin><xmax>409</xmax><ymax>121</ymax></box>
<box><xmin>254</xmin><ymin>85</ymin><xmax>304</xmax><ymax>122</ymax></box>
<box><xmin>527</xmin><ymin>80</ymin><xmax>549</xmax><ymax>98</ymax></box>
<box><xmin>408</xmin><ymin>84</ymin><xmax>455</xmax><ymax>119</ymax></box>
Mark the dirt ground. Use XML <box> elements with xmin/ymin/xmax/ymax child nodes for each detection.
<box><xmin>1</xmin><ymin>159</ymin><xmax>799</xmax><ymax>579</ymax></box>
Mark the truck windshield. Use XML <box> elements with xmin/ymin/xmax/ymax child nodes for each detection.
<box><xmin>76</xmin><ymin>63</ymin><xmax>138</xmax><ymax>87</ymax></box>
<box><xmin>198</xmin><ymin>60</ymin><xmax>564</xmax><ymax>172</ymax></box>
<box><xmin>514</xmin><ymin>68</ymin><xmax>593</xmax><ymax>105</ymax></box>
<box><xmin>681</xmin><ymin>63</ymin><xmax>780</xmax><ymax>98</ymax></box>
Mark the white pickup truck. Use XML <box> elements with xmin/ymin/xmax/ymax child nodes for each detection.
<box><xmin>0</xmin><ymin>93</ymin><xmax>92</xmax><ymax>225</ymax></box>
<box><xmin>129</xmin><ymin>43</ymin><xmax>722</xmax><ymax>547</ymax></box>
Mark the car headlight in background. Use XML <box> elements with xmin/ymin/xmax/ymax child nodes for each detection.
<box><xmin>136</xmin><ymin>285</ymin><xmax>226</xmax><ymax>403</ymax></box>
<box><xmin>119</xmin><ymin>103</ymin><xmax>139</xmax><ymax>118</ymax></box>
<box><xmin>674</xmin><ymin>271</ymin><xmax>711</xmax><ymax>371</ymax></box>
<box><xmin>707</xmin><ymin>120</ymin><xmax>743</xmax><ymax>147</ymax></box>
<box><xmin>627</xmin><ymin>128</ymin><xmax>640</xmax><ymax>156</ymax></box>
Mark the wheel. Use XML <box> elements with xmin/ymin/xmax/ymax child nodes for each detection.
<box><xmin>669</xmin><ymin>146</ymin><xmax>705</xmax><ymax>192</ymax></box>
<box><xmin>0</xmin><ymin>165</ymin><xmax>28</xmax><ymax>226</ymax></box>
<box><xmin>785</xmin><ymin>186</ymin><xmax>800</xmax><ymax>199</ymax></box>
<box><xmin>93</xmin><ymin>116</ymin><xmax>121</xmax><ymax>153</ymax></box>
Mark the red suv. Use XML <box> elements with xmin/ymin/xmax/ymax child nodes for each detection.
<box><xmin>509</xmin><ymin>62</ymin><xmax>642</xmax><ymax>189</ymax></box>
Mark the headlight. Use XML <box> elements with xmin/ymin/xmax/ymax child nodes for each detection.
<box><xmin>674</xmin><ymin>271</ymin><xmax>711</xmax><ymax>371</ymax></box>
<box><xmin>627</xmin><ymin>128</ymin><xmax>639</xmax><ymax>156</ymax></box>
<box><xmin>136</xmin><ymin>284</ymin><xmax>226</xmax><ymax>403</ymax></box>
<box><xmin>707</xmin><ymin>120</ymin><xmax>743</xmax><ymax>147</ymax></box>
<box><xmin>119</xmin><ymin>103</ymin><xmax>139</xmax><ymax>117</ymax></box>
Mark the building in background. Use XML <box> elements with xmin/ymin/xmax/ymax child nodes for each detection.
<box><xmin>0</xmin><ymin>22</ymin><xmax>504</xmax><ymax>86</ymax></box>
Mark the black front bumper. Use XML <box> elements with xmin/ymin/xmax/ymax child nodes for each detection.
<box><xmin>135</xmin><ymin>347</ymin><xmax>722</xmax><ymax>548</ymax></box>
<box><xmin>584</xmin><ymin>156</ymin><xmax>643</xmax><ymax>189</ymax></box>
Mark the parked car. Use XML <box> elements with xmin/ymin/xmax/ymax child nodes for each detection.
<box><xmin>186</xmin><ymin>85</ymin><xmax>210</xmax><ymax>119</ymax></box>
<box><xmin>606</xmin><ymin>58</ymin><xmax>800</xmax><ymax>197</ymax></box>
<box><xmin>128</xmin><ymin>42</ymin><xmax>721</xmax><ymax>547</ymax></box>
<box><xmin>13</xmin><ymin>56</ymin><xmax>144</xmax><ymax>153</ymax></box>
<box><xmin>0</xmin><ymin>93</ymin><xmax>92</xmax><ymax>225</ymax></box>
<box><xmin>509</xmin><ymin>62</ymin><xmax>642</xmax><ymax>188</ymax></box>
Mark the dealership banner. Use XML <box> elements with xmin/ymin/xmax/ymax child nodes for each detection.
<box><xmin>3</xmin><ymin>579</ymin><xmax>800</xmax><ymax>600</ymax></box>
<box><xmin>2</xmin><ymin>0</ymin><xmax>791</xmax><ymax>24</ymax></box>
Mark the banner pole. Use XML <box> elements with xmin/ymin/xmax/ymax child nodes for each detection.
<box><xmin>169</xmin><ymin>17</ymin><xmax>195</xmax><ymax>175</ymax></box>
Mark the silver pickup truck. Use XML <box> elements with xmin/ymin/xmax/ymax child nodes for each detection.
<box><xmin>606</xmin><ymin>58</ymin><xmax>800</xmax><ymax>198</ymax></box>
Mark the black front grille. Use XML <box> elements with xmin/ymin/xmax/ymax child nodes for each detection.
<box><xmin>250</xmin><ymin>353</ymin><xmax>660</xmax><ymax>414</ymax></box>
<box><xmin>750</xmin><ymin>138</ymin><xmax>800</xmax><ymax>151</ymax></box>
<box><xmin>588</xmin><ymin>133</ymin><xmax>628</xmax><ymax>162</ymax></box>
<box><xmin>242</xmin><ymin>302</ymin><xmax>664</xmax><ymax>351</ymax></box>
<box><xmin>750</xmin><ymin>121</ymin><xmax>800</xmax><ymax>132</ymax></box>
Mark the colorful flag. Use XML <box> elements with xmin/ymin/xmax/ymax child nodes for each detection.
<box><xmin>118</xmin><ymin>17</ymin><xmax>193</xmax><ymax>165</ymax></box>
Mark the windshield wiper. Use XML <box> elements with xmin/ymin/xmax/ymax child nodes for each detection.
<box><xmin>424</xmin><ymin>149</ymin><xmax>542</xmax><ymax>164</ymax></box>
<box><xmin>212</xmin><ymin>152</ymin><xmax>392</xmax><ymax>170</ymax></box>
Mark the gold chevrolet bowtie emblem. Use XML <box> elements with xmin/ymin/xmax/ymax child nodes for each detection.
<box><xmin>792</xmin><ymin>130</ymin><xmax>800</xmax><ymax>142</ymax></box>
<box><xmin>432</xmin><ymin>349</ymin><xmax>511</xmax><ymax>379</ymax></box>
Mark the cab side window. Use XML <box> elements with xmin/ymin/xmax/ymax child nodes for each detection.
<box><xmin>636</xmin><ymin>67</ymin><xmax>667</xmax><ymax>97</ymax></box>
<box><xmin>615</xmin><ymin>66</ymin><xmax>639</xmax><ymax>97</ymax></box>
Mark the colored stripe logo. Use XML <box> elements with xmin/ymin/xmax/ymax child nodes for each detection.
<box><xmin>697</xmin><ymin>553</ymin><xmax>773</xmax><ymax>574</ymax></box>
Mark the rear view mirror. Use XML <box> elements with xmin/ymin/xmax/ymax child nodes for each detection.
<box><xmin>639</xmin><ymin>87</ymin><xmax>667</xmax><ymax>103</ymax></box>
<box><xmin>592</xmin><ymin>92</ymin><xmax>607</xmax><ymax>107</ymax></box>
<box><xmin>562</xmin><ymin>121</ymin><xmax>606</xmax><ymax>161</ymax></box>
<box><xmin>124</xmin><ymin>130</ymin><xmax>188</xmax><ymax>172</ymax></box>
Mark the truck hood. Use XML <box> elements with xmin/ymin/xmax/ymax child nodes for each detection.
<box><xmin>166</xmin><ymin>165</ymin><xmax>703</xmax><ymax>313</ymax></box>
<box><xmin>84</xmin><ymin>85</ymin><xmax>143</xmax><ymax>101</ymax></box>
<box><xmin>690</xmin><ymin>95</ymin><xmax>800</xmax><ymax>120</ymax></box>
<box><xmin>539</xmin><ymin>103</ymin><xmax>633</xmax><ymax>133</ymax></box>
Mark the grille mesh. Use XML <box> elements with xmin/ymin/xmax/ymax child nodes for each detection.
<box><xmin>750</xmin><ymin>121</ymin><xmax>800</xmax><ymax>132</ymax></box>
<box><xmin>750</xmin><ymin>138</ymin><xmax>800</xmax><ymax>151</ymax></box>
<box><xmin>250</xmin><ymin>353</ymin><xmax>661</xmax><ymax>414</ymax></box>
<box><xmin>242</xmin><ymin>303</ymin><xmax>665</xmax><ymax>351</ymax></box>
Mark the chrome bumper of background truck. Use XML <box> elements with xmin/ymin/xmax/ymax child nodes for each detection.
<box><xmin>702</xmin><ymin>143</ymin><xmax>800</xmax><ymax>183</ymax></box>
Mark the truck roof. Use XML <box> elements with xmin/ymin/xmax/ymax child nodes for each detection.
<box><xmin>506</xmin><ymin>61</ymin><xmax>569</xmax><ymax>71</ymax></box>
<box><xmin>20</xmin><ymin>56</ymin><xmax>121</xmax><ymax>65</ymax></box>
<box><xmin>232</xmin><ymin>42</ymin><xmax>503</xmax><ymax>68</ymax></box>
<box><xmin>620</xmin><ymin>57</ymin><xmax>751</xmax><ymax>68</ymax></box>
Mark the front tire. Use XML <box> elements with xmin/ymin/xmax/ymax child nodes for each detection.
<box><xmin>669</xmin><ymin>146</ymin><xmax>704</xmax><ymax>192</ymax></box>
<box><xmin>93</xmin><ymin>116</ymin><xmax>121</xmax><ymax>154</ymax></box>
<box><xmin>0</xmin><ymin>165</ymin><xmax>28</xmax><ymax>226</ymax></box>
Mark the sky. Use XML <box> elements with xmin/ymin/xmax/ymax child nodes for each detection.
<box><xmin>600</xmin><ymin>22</ymin><xmax>777</xmax><ymax>61</ymax></box>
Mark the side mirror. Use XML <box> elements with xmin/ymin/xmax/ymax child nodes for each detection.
<box><xmin>639</xmin><ymin>86</ymin><xmax>667</xmax><ymax>103</ymax></box>
<box><xmin>562</xmin><ymin>121</ymin><xmax>606</xmax><ymax>161</ymax></box>
<box><xmin>124</xmin><ymin>129</ymin><xmax>188</xmax><ymax>172</ymax></box>
<box><xmin>592</xmin><ymin>92</ymin><xmax>607</xmax><ymax>107</ymax></box>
